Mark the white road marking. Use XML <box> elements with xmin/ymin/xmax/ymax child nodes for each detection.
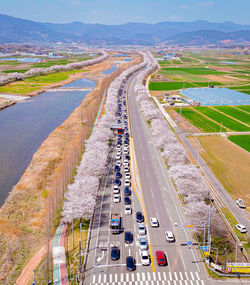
<box><xmin>104</xmin><ymin>274</ymin><xmax>106</xmax><ymax>282</ymax></box>
<box><xmin>153</xmin><ymin>272</ymin><xmax>156</xmax><ymax>280</ymax></box>
<box><xmin>179</xmin><ymin>248</ymin><xmax>187</xmax><ymax>272</ymax></box>
<box><xmin>92</xmin><ymin>275</ymin><xmax>96</xmax><ymax>283</ymax></box>
<box><xmin>190</xmin><ymin>272</ymin><xmax>195</xmax><ymax>280</ymax></box>
<box><xmin>196</xmin><ymin>280</ymin><xmax>200</xmax><ymax>285</ymax></box>
<box><xmin>174</xmin><ymin>272</ymin><xmax>178</xmax><ymax>280</ymax></box>
<box><xmin>115</xmin><ymin>274</ymin><xmax>118</xmax><ymax>282</ymax></box>
<box><xmin>195</xmin><ymin>272</ymin><xmax>200</xmax><ymax>280</ymax></box>
<box><xmin>163</xmin><ymin>272</ymin><xmax>167</xmax><ymax>281</ymax></box>
<box><xmin>98</xmin><ymin>274</ymin><xmax>101</xmax><ymax>283</ymax></box>
<box><xmin>184</xmin><ymin>280</ymin><xmax>188</xmax><ymax>285</ymax></box>
<box><xmin>179</xmin><ymin>272</ymin><xmax>183</xmax><ymax>280</ymax></box>
<box><xmin>158</xmin><ymin>272</ymin><xmax>161</xmax><ymax>280</ymax></box>
<box><xmin>185</xmin><ymin>272</ymin><xmax>189</xmax><ymax>280</ymax></box>
<box><xmin>169</xmin><ymin>272</ymin><xmax>172</xmax><ymax>281</ymax></box>
<box><xmin>147</xmin><ymin>272</ymin><xmax>151</xmax><ymax>280</ymax></box>
<box><xmin>126</xmin><ymin>273</ymin><xmax>129</xmax><ymax>282</ymax></box>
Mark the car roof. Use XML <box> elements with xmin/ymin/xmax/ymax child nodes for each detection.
<box><xmin>156</xmin><ymin>251</ymin><xmax>165</xmax><ymax>257</ymax></box>
<box><xmin>237</xmin><ymin>224</ymin><xmax>246</xmax><ymax>228</ymax></box>
<box><xmin>165</xmin><ymin>231</ymin><xmax>173</xmax><ymax>236</ymax></box>
<box><xmin>151</xmin><ymin>217</ymin><xmax>157</xmax><ymax>221</ymax></box>
<box><xmin>140</xmin><ymin>237</ymin><xmax>146</xmax><ymax>242</ymax></box>
<box><xmin>141</xmin><ymin>251</ymin><xmax>148</xmax><ymax>256</ymax></box>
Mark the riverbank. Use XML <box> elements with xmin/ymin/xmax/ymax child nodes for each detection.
<box><xmin>0</xmin><ymin>53</ymin><xmax>142</xmax><ymax>284</ymax></box>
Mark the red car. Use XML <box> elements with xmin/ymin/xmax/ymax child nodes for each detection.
<box><xmin>156</xmin><ymin>251</ymin><xmax>167</xmax><ymax>266</ymax></box>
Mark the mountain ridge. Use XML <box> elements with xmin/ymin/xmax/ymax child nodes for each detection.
<box><xmin>0</xmin><ymin>14</ymin><xmax>249</xmax><ymax>46</ymax></box>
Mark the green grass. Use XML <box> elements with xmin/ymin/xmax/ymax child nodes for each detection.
<box><xmin>174</xmin><ymin>107</ymin><xmax>227</xmax><ymax>132</ymax></box>
<box><xmin>235</xmin><ymin>105</ymin><xmax>250</xmax><ymax>113</ymax></box>
<box><xmin>0</xmin><ymin>70</ymin><xmax>85</xmax><ymax>94</ymax></box>
<box><xmin>229</xmin><ymin>85</ymin><xmax>250</xmax><ymax>90</ymax></box>
<box><xmin>32</xmin><ymin>57</ymin><xmax>90</xmax><ymax>68</ymax></box>
<box><xmin>149</xmin><ymin>81</ymin><xmax>221</xmax><ymax>91</ymax></box>
<box><xmin>161</xmin><ymin>67</ymin><xmax>226</xmax><ymax>75</ymax></box>
<box><xmin>159</xmin><ymin>60</ymin><xmax>171</xmax><ymax>65</ymax></box>
<box><xmin>213</xmin><ymin>106</ymin><xmax>250</xmax><ymax>125</ymax></box>
<box><xmin>228</xmin><ymin>135</ymin><xmax>250</xmax><ymax>152</ymax></box>
<box><xmin>195</xmin><ymin>107</ymin><xmax>250</xmax><ymax>132</ymax></box>
<box><xmin>2</xmin><ymin>69</ymin><xmax>28</xmax><ymax>74</ymax></box>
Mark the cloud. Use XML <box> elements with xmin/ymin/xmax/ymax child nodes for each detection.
<box><xmin>63</xmin><ymin>0</ymin><xmax>83</xmax><ymax>7</ymax></box>
<box><xmin>196</xmin><ymin>1</ymin><xmax>214</xmax><ymax>7</ymax></box>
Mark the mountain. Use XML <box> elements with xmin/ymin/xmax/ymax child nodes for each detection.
<box><xmin>0</xmin><ymin>14</ymin><xmax>250</xmax><ymax>46</ymax></box>
<box><xmin>166</xmin><ymin>30</ymin><xmax>250</xmax><ymax>45</ymax></box>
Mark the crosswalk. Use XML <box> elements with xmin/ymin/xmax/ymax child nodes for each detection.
<box><xmin>91</xmin><ymin>271</ymin><xmax>205</xmax><ymax>285</ymax></box>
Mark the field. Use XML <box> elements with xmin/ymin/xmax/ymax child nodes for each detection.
<box><xmin>228</xmin><ymin>135</ymin><xmax>250</xmax><ymax>152</ymax></box>
<box><xmin>161</xmin><ymin>67</ymin><xmax>225</xmax><ymax>75</ymax></box>
<box><xmin>149</xmin><ymin>81</ymin><xmax>221</xmax><ymax>91</ymax></box>
<box><xmin>197</xmin><ymin>136</ymin><xmax>250</xmax><ymax>204</ymax></box>
<box><xmin>195</xmin><ymin>107</ymin><xmax>250</xmax><ymax>132</ymax></box>
<box><xmin>213</xmin><ymin>106</ymin><xmax>250</xmax><ymax>125</ymax></box>
<box><xmin>235</xmin><ymin>105</ymin><xmax>250</xmax><ymax>112</ymax></box>
<box><xmin>174</xmin><ymin>107</ymin><xmax>227</xmax><ymax>132</ymax></box>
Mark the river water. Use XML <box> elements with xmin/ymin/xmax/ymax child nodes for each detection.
<box><xmin>0</xmin><ymin>77</ymin><xmax>96</xmax><ymax>206</ymax></box>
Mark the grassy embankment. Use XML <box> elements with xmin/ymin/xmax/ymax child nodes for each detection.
<box><xmin>0</xmin><ymin>70</ymin><xmax>87</xmax><ymax>94</ymax></box>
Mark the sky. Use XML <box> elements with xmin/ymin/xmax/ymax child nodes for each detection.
<box><xmin>0</xmin><ymin>0</ymin><xmax>249</xmax><ymax>25</ymax></box>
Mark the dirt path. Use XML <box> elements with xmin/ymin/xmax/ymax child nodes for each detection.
<box><xmin>15</xmin><ymin>241</ymin><xmax>52</xmax><ymax>285</ymax></box>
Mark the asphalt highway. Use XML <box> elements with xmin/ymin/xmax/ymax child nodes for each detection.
<box><xmin>82</xmin><ymin>65</ymin><xmax>243</xmax><ymax>285</ymax></box>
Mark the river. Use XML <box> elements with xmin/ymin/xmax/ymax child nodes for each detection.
<box><xmin>0</xmin><ymin>77</ymin><xmax>96</xmax><ymax>206</ymax></box>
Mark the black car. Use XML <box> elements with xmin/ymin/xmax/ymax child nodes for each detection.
<box><xmin>124</xmin><ymin>186</ymin><xmax>131</xmax><ymax>196</ymax></box>
<box><xmin>111</xmin><ymin>247</ymin><xmax>120</xmax><ymax>261</ymax></box>
<box><xmin>125</xmin><ymin>155</ymin><xmax>130</xmax><ymax>160</ymax></box>
<box><xmin>124</xmin><ymin>115</ymin><xmax>127</xmax><ymax>119</ymax></box>
<box><xmin>114</xmin><ymin>178</ymin><xmax>121</xmax><ymax>186</ymax></box>
<box><xmin>126</xmin><ymin>256</ymin><xmax>136</xmax><ymax>271</ymax></box>
<box><xmin>118</xmin><ymin>120</ymin><xmax>121</xmax><ymax>124</ymax></box>
<box><xmin>124</xmin><ymin>196</ymin><xmax>131</xmax><ymax>205</ymax></box>
<box><xmin>125</xmin><ymin>232</ymin><xmax>133</xmax><ymax>244</ymax></box>
<box><xmin>125</xmin><ymin>132</ymin><xmax>129</xmax><ymax>137</ymax></box>
<box><xmin>114</xmin><ymin>165</ymin><xmax>120</xmax><ymax>172</ymax></box>
<box><xmin>136</xmin><ymin>211</ymin><xmax>144</xmax><ymax>223</ymax></box>
<box><xmin>116</xmin><ymin>171</ymin><xmax>122</xmax><ymax>178</ymax></box>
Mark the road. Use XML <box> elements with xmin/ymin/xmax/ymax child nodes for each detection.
<box><xmin>82</xmin><ymin>62</ymin><xmax>242</xmax><ymax>285</ymax></box>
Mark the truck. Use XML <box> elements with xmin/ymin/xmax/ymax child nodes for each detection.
<box><xmin>110</xmin><ymin>213</ymin><xmax>120</xmax><ymax>234</ymax></box>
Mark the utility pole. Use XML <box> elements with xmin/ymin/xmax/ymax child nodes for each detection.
<box><xmin>72</xmin><ymin>217</ymin><xmax>74</xmax><ymax>249</ymax></box>
<box><xmin>80</xmin><ymin>219</ymin><xmax>83</xmax><ymax>255</ymax></box>
<box><xmin>220</xmin><ymin>122</ymin><xmax>223</xmax><ymax>133</ymax></box>
<box><xmin>203</xmin><ymin>221</ymin><xmax>206</xmax><ymax>246</ymax></box>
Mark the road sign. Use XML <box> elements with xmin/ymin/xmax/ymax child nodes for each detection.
<box><xmin>186</xmin><ymin>224</ymin><xmax>194</xmax><ymax>228</ymax></box>
<box><xmin>187</xmin><ymin>241</ymin><xmax>192</xmax><ymax>246</ymax></box>
<box><xmin>200</xmin><ymin>246</ymin><xmax>208</xmax><ymax>252</ymax></box>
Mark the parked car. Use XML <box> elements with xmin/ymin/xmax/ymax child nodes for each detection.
<box><xmin>156</xmin><ymin>251</ymin><xmax>167</xmax><ymax>266</ymax></box>
<box><xmin>113</xmin><ymin>185</ymin><xmax>120</xmax><ymax>194</ymax></box>
<box><xmin>165</xmin><ymin>231</ymin><xmax>175</xmax><ymax>242</ymax></box>
<box><xmin>136</xmin><ymin>211</ymin><xmax>144</xmax><ymax>223</ymax></box>
<box><xmin>124</xmin><ymin>167</ymin><xmax>130</xmax><ymax>173</ymax></box>
<box><xmin>116</xmin><ymin>154</ymin><xmax>121</xmax><ymax>160</ymax></box>
<box><xmin>125</xmin><ymin>232</ymin><xmax>133</xmax><ymax>244</ymax></box>
<box><xmin>114</xmin><ymin>178</ymin><xmax>121</xmax><ymax>186</ymax></box>
<box><xmin>116</xmin><ymin>161</ymin><xmax>121</xmax><ymax>167</ymax></box>
<box><xmin>114</xmin><ymin>165</ymin><xmax>120</xmax><ymax>172</ymax></box>
<box><xmin>125</xmin><ymin>155</ymin><xmax>130</xmax><ymax>160</ymax></box>
<box><xmin>139</xmin><ymin>238</ymin><xmax>148</xmax><ymax>250</ymax></box>
<box><xmin>150</xmin><ymin>217</ymin><xmax>159</xmax><ymax>227</ymax></box>
<box><xmin>236</xmin><ymin>199</ymin><xmax>246</xmax><ymax>209</ymax></box>
<box><xmin>141</xmin><ymin>250</ymin><xmax>150</xmax><ymax>266</ymax></box>
<box><xmin>126</xmin><ymin>256</ymin><xmax>136</xmax><ymax>271</ymax></box>
<box><xmin>124</xmin><ymin>186</ymin><xmax>131</xmax><ymax>196</ymax></box>
<box><xmin>138</xmin><ymin>222</ymin><xmax>146</xmax><ymax>236</ymax></box>
<box><xmin>235</xmin><ymin>224</ymin><xmax>247</xmax><ymax>233</ymax></box>
<box><xmin>116</xmin><ymin>171</ymin><xmax>122</xmax><ymax>179</ymax></box>
<box><xmin>111</xmin><ymin>247</ymin><xmax>120</xmax><ymax>261</ymax></box>
<box><xmin>124</xmin><ymin>196</ymin><xmax>131</xmax><ymax>205</ymax></box>
<box><xmin>125</xmin><ymin>173</ymin><xmax>131</xmax><ymax>179</ymax></box>
<box><xmin>125</xmin><ymin>205</ymin><xmax>132</xmax><ymax>215</ymax></box>
<box><xmin>113</xmin><ymin>194</ymin><xmax>120</xmax><ymax>203</ymax></box>
<box><xmin>124</xmin><ymin>179</ymin><xmax>131</xmax><ymax>187</ymax></box>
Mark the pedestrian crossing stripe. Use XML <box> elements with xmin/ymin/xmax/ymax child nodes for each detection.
<box><xmin>91</xmin><ymin>271</ymin><xmax>205</xmax><ymax>284</ymax></box>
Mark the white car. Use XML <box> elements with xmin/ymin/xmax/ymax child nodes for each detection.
<box><xmin>124</xmin><ymin>167</ymin><xmax>130</xmax><ymax>173</ymax></box>
<box><xmin>124</xmin><ymin>179</ymin><xmax>131</xmax><ymax>187</ymax></box>
<box><xmin>150</xmin><ymin>217</ymin><xmax>159</xmax><ymax>227</ymax></box>
<box><xmin>124</xmin><ymin>159</ymin><xmax>129</xmax><ymax>164</ymax></box>
<box><xmin>165</xmin><ymin>231</ymin><xmax>175</xmax><ymax>242</ymax></box>
<box><xmin>125</xmin><ymin>205</ymin><xmax>132</xmax><ymax>215</ymax></box>
<box><xmin>139</xmin><ymin>238</ymin><xmax>148</xmax><ymax>250</ymax></box>
<box><xmin>116</xmin><ymin>161</ymin><xmax>122</xmax><ymax>167</ymax></box>
<box><xmin>138</xmin><ymin>222</ymin><xmax>146</xmax><ymax>235</ymax></box>
<box><xmin>113</xmin><ymin>194</ymin><xmax>121</xmax><ymax>203</ymax></box>
<box><xmin>124</xmin><ymin>162</ymin><xmax>129</xmax><ymax>168</ymax></box>
<box><xmin>123</xmin><ymin>150</ymin><xmax>129</xmax><ymax>155</ymax></box>
<box><xmin>124</xmin><ymin>143</ymin><xmax>129</xmax><ymax>148</ymax></box>
<box><xmin>125</xmin><ymin>173</ymin><xmax>131</xmax><ymax>179</ymax></box>
<box><xmin>113</xmin><ymin>185</ymin><xmax>120</xmax><ymax>194</ymax></box>
<box><xmin>235</xmin><ymin>224</ymin><xmax>247</xmax><ymax>233</ymax></box>
<box><xmin>116</xmin><ymin>145</ymin><xmax>122</xmax><ymax>150</ymax></box>
<box><xmin>116</xmin><ymin>151</ymin><xmax>122</xmax><ymax>156</ymax></box>
<box><xmin>236</xmin><ymin>199</ymin><xmax>246</xmax><ymax>209</ymax></box>
<box><xmin>141</xmin><ymin>250</ymin><xmax>150</xmax><ymax>266</ymax></box>
<box><xmin>116</xmin><ymin>154</ymin><xmax>121</xmax><ymax>160</ymax></box>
